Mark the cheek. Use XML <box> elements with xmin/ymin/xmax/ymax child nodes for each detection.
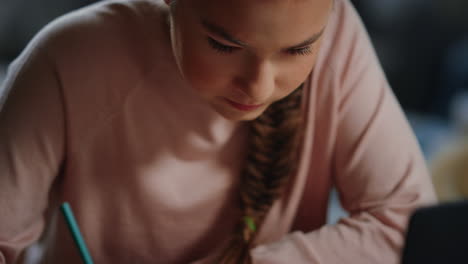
<box><xmin>277</xmin><ymin>46</ymin><xmax>322</xmax><ymax>96</ymax></box>
<box><xmin>276</xmin><ymin>59</ymin><xmax>315</xmax><ymax>98</ymax></box>
<box><xmin>178</xmin><ymin>36</ymin><xmax>233</xmax><ymax>96</ymax></box>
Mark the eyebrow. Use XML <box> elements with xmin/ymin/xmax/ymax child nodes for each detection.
<box><xmin>201</xmin><ymin>20</ymin><xmax>248</xmax><ymax>46</ymax></box>
<box><xmin>201</xmin><ymin>19</ymin><xmax>325</xmax><ymax>50</ymax></box>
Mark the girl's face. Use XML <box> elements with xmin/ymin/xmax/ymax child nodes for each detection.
<box><xmin>166</xmin><ymin>0</ymin><xmax>332</xmax><ymax>121</ymax></box>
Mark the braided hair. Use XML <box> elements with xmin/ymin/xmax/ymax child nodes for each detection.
<box><xmin>215</xmin><ymin>85</ymin><xmax>305</xmax><ymax>263</ymax></box>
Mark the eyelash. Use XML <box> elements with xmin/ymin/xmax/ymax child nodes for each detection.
<box><xmin>287</xmin><ymin>46</ymin><xmax>313</xmax><ymax>56</ymax></box>
<box><xmin>207</xmin><ymin>37</ymin><xmax>237</xmax><ymax>54</ymax></box>
<box><xmin>207</xmin><ymin>37</ymin><xmax>313</xmax><ymax>56</ymax></box>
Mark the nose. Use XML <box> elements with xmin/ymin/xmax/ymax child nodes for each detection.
<box><xmin>233</xmin><ymin>58</ymin><xmax>275</xmax><ymax>103</ymax></box>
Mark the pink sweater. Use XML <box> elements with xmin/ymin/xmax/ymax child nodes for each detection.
<box><xmin>0</xmin><ymin>0</ymin><xmax>436</xmax><ymax>263</ymax></box>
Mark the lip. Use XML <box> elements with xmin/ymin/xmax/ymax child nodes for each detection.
<box><xmin>224</xmin><ymin>98</ymin><xmax>264</xmax><ymax>111</ymax></box>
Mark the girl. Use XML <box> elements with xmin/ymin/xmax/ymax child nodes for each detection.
<box><xmin>0</xmin><ymin>0</ymin><xmax>436</xmax><ymax>263</ymax></box>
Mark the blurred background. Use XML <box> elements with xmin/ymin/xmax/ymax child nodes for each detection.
<box><xmin>0</xmin><ymin>0</ymin><xmax>467</xmax><ymax>260</ymax></box>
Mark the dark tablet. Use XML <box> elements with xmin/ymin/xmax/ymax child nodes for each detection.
<box><xmin>401</xmin><ymin>199</ymin><xmax>468</xmax><ymax>264</ymax></box>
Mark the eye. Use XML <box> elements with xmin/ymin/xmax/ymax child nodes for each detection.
<box><xmin>207</xmin><ymin>37</ymin><xmax>238</xmax><ymax>54</ymax></box>
<box><xmin>287</xmin><ymin>46</ymin><xmax>313</xmax><ymax>56</ymax></box>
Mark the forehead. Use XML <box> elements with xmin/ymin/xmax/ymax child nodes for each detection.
<box><xmin>187</xmin><ymin>0</ymin><xmax>332</xmax><ymax>47</ymax></box>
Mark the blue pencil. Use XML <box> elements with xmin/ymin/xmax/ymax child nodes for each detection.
<box><xmin>60</xmin><ymin>202</ymin><xmax>94</xmax><ymax>264</ymax></box>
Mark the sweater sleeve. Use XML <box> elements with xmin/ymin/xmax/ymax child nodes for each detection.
<box><xmin>0</xmin><ymin>24</ymin><xmax>65</xmax><ymax>263</ymax></box>
<box><xmin>250</xmin><ymin>0</ymin><xmax>437</xmax><ymax>263</ymax></box>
